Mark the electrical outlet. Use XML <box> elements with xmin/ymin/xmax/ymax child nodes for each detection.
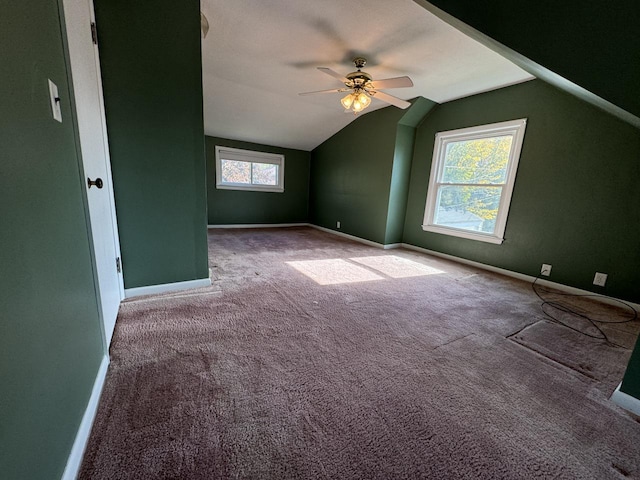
<box><xmin>336</xmin><ymin>221</ymin><xmax>341</xmax><ymax>229</ymax></box>
<box><xmin>593</xmin><ymin>272</ymin><xmax>607</xmax><ymax>287</ymax></box>
<box><xmin>540</xmin><ymin>264</ymin><xmax>552</xmax><ymax>276</ymax></box>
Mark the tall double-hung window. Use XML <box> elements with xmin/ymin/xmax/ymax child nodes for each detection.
<box><xmin>422</xmin><ymin>118</ymin><xmax>527</xmax><ymax>244</ymax></box>
<box><xmin>215</xmin><ymin>146</ymin><xmax>284</xmax><ymax>193</ymax></box>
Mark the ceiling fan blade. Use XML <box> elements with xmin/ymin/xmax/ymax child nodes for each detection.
<box><xmin>369</xmin><ymin>76</ymin><xmax>414</xmax><ymax>90</ymax></box>
<box><xmin>370</xmin><ymin>91</ymin><xmax>411</xmax><ymax>109</ymax></box>
<box><xmin>317</xmin><ymin>67</ymin><xmax>349</xmax><ymax>84</ymax></box>
<box><xmin>299</xmin><ymin>88</ymin><xmax>347</xmax><ymax>96</ymax></box>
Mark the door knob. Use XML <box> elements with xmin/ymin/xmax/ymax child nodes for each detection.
<box><xmin>87</xmin><ymin>177</ymin><xmax>103</xmax><ymax>189</ymax></box>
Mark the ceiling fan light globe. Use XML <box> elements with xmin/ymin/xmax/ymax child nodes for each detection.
<box><xmin>357</xmin><ymin>92</ymin><xmax>371</xmax><ymax>108</ymax></box>
<box><xmin>341</xmin><ymin>93</ymin><xmax>354</xmax><ymax>109</ymax></box>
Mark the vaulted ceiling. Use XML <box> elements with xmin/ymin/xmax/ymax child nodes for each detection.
<box><xmin>200</xmin><ymin>0</ymin><xmax>533</xmax><ymax>151</ymax></box>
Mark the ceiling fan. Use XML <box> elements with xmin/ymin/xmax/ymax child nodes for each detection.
<box><xmin>299</xmin><ymin>57</ymin><xmax>414</xmax><ymax>114</ymax></box>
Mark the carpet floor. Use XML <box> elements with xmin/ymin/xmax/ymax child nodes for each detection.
<box><xmin>80</xmin><ymin>227</ymin><xmax>640</xmax><ymax>479</ymax></box>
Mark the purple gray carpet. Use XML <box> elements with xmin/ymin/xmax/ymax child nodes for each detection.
<box><xmin>80</xmin><ymin>227</ymin><xmax>640</xmax><ymax>479</ymax></box>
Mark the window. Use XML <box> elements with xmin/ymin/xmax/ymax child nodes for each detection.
<box><xmin>215</xmin><ymin>146</ymin><xmax>284</xmax><ymax>192</ymax></box>
<box><xmin>422</xmin><ymin>118</ymin><xmax>527</xmax><ymax>244</ymax></box>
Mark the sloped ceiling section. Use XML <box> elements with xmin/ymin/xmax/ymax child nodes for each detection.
<box><xmin>200</xmin><ymin>0</ymin><xmax>533</xmax><ymax>151</ymax></box>
<box><xmin>414</xmin><ymin>0</ymin><xmax>640</xmax><ymax>129</ymax></box>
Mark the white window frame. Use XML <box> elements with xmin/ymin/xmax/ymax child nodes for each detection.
<box><xmin>215</xmin><ymin>146</ymin><xmax>285</xmax><ymax>193</ymax></box>
<box><xmin>422</xmin><ymin>118</ymin><xmax>527</xmax><ymax>244</ymax></box>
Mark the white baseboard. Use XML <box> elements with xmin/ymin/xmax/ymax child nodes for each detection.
<box><xmin>400</xmin><ymin>243</ymin><xmax>640</xmax><ymax>311</ymax></box>
<box><xmin>611</xmin><ymin>383</ymin><xmax>640</xmax><ymax>416</ymax></box>
<box><xmin>309</xmin><ymin>225</ymin><xmax>387</xmax><ymax>249</ymax></box>
<box><xmin>209</xmin><ymin>222</ymin><xmax>401</xmax><ymax>250</ymax></box>
<box><xmin>208</xmin><ymin>223</ymin><xmax>310</xmax><ymax>229</ymax></box>
<box><xmin>61</xmin><ymin>354</ymin><xmax>109</xmax><ymax>480</ymax></box>
<box><xmin>208</xmin><ymin>224</ymin><xmax>639</xmax><ymax>310</ymax></box>
<box><xmin>124</xmin><ymin>277</ymin><xmax>212</xmax><ymax>299</ymax></box>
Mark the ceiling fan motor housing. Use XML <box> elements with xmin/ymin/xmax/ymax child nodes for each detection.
<box><xmin>346</xmin><ymin>71</ymin><xmax>372</xmax><ymax>88</ymax></box>
<box><xmin>346</xmin><ymin>57</ymin><xmax>372</xmax><ymax>88</ymax></box>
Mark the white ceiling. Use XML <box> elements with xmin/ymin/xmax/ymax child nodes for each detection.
<box><xmin>200</xmin><ymin>0</ymin><xmax>533</xmax><ymax>151</ymax></box>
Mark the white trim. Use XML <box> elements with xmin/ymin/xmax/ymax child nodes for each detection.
<box><xmin>208</xmin><ymin>223</ymin><xmax>310</xmax><ymax>229</ymax></box>
<box><xmin>208</xmin><ymin>223</ymin><xmax>400</xmax><ymax>248</ymax></box>
<box><xmin>611</xmin><ymin>383</ymin><xmax>640</xmax><ymax>416</ymax></box>
<box><xmin>215</xmin><ymin>145</ymin><xmax>285</xmax><ymax>193</ymax></box>
<box><xmin>422</xmin><ymin>118</ymin><xmax>527</xmax><ymax>245</ymax></box>
<box><xmin>215</xmin><ymin>183</ymin><xmax>284</xmax><ymax>193</ymax></box>
<box><xmin>421</xmin><ymin>224</ymin><xmax>504</xmax><ymax>244</ymax></box>
<box><xmin>124</xmin><ymin>277</ymin><xmax>212</xmax><ymax>299</ymax></box>
<box><xmin>400</xmin><ymin>242</ymin><xmax>640</xmax><ymax>310</ymax></box>
<box><xmin>61</xmin><ymin>354</ymin><xmax>109</xmax><ymax>480</ymax></box>
<box><xmin>205</xmin><ymin>224</ymin><xmax>639</xmax><ymax>310</ymax></box>
<box><xmin>309</xmin><ymin>225</ymin><xmax>386</xmax><ymax>249</ymax></box>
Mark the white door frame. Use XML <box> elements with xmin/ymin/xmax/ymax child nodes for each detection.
<box><xmin>62</xmin><ymin>0</ymin><xmax>124</xmax><ymax>348</ymax></box>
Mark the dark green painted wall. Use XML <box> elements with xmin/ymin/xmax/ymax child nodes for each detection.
<box><xmin>310</xmin><ymin>100</ymin><xmax>437</xmax><ymax>245</ymax></box>
<box><xmin>404</xmin><ymin>80</ymin><xmax>640</xmax><ymax>303</ymax></box>
<box><xmin>385</xmin><ymin>125</ymin><xmax>416</xmax><ymax>244</ymax></box>
<box><xmin>622</xmin><ymin>337</ymin><xmax>640</xmax><ymax>398</ymax></box>
<box><xmin>310</xmin><ymin>107</ymin><xmax>408</xmax><ymax>244</ymax></box>
<box><xmin>0</xmin><ymin>0</ymin><xmax>105</xmax><ymax>477</ymax></box>
<box><xmin>385</xmin><ymin>98</ymin><xmax>439</xmax><ymax>244</ymax></box>
<box><xmin>421</xmin><ymin>1</ymin><xmax>640</xmax><ymax>119</ymax></box>
<box><xmin>206</xmin><ymin>137</ymin><xmax>310</xmax><ymax>225</ymax></box>
<box><xmin>94</xmin><ymin>0</ymin><xmax>208</xmax><ymax>288</ymax></box>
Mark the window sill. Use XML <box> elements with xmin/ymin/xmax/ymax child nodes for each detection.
<box><xmin>421</xmin><ymin>224</ymin><xmax>504</xmax><ymax>245</ymax></box>
<box><xmin>216</xmin><ymin>183</ymin><xmax>284</xmax><ymax>193</ymax></box>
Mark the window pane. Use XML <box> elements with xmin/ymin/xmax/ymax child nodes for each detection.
<box><xmin>442</xmin><ymin>136</ymin><xmax>512</xmax><ymax>184</ymax></box>
<box><xmin>434</xmin><ymin>185</ymin><xmax>503</xmax><ymax>234</ymax></box>
<box><xmin>252</xmin><ymin>162</ymin><xmax>278</xmax><ymax>185</ymax></box>
<box><xmin>221</xmin><ymin>159</ymin><xmax>251</xmax><ymax>184</ymax></box>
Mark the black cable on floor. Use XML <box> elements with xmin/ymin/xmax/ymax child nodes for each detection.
<box><xmin>531</xmin><ymin>277</ymin><xmax>638</xmax><ymax>349</ymax></box>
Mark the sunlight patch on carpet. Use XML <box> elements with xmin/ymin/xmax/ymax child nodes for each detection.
<box><xmin>286</xmin><ymin>258</ymin><xmax>383</xmax><ymax>285</ymax></box>
<box><xmin>350</xmin><ymin>255</ymin><xmax>445</xmax><ymax>278</ymax></box>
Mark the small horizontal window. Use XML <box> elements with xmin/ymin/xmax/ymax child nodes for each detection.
<box><xmin>215</xmin><ymin>146</ymin><xmax>284</xmax><ymax>192</ymax></box>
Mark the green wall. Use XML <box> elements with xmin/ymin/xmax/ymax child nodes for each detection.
<box><xmin>418</xmin><ymin>0</ymin><xmax>640</xmax><ymax>120</ymax></box>
<box><xmin>310</xmin><ymin>106</ymin><xmax>411</xmax><ymax>244</ymax></box>
<box><xmin>622</xmin><ymin>338</ymin><xmax>640</xmax><ymax>398</ymax></box>
<box><xmin>206</xmin><ymin>136</ymin><xmax>310</xmax><ymax>225</ymax></box>
<box><xmin>385</xmin><ymin>98</ymin><xmax>438</xmax><ymax>244</ymax></box>
<box><xmin>0</xmin><ymin>0</ymin><xmax>105</xmax><ymax>477</ymax></box>
<box><xmin>94</xmin><ymin>0</ymin><xmax>208</xmax><ymax>289</ymax></box>
<box><xmin>385</xmin><ymin>124</ymin><xmax>416</xmax><ymax>244</ymax></box>
<box><xmin>310</xmin><ymin>100</ymin><xmax>436</xmax><ymax>245</ymax></box>
<box><xmin>404</xmin><ymin>80</ymin><xmax>640</xmax><ymax>303</ymax></box>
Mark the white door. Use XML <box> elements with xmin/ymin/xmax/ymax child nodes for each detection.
<box><xmin>62</xmin><ymin>0</ymin><xmax>124</xmax><ymax>346</ymax></box>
